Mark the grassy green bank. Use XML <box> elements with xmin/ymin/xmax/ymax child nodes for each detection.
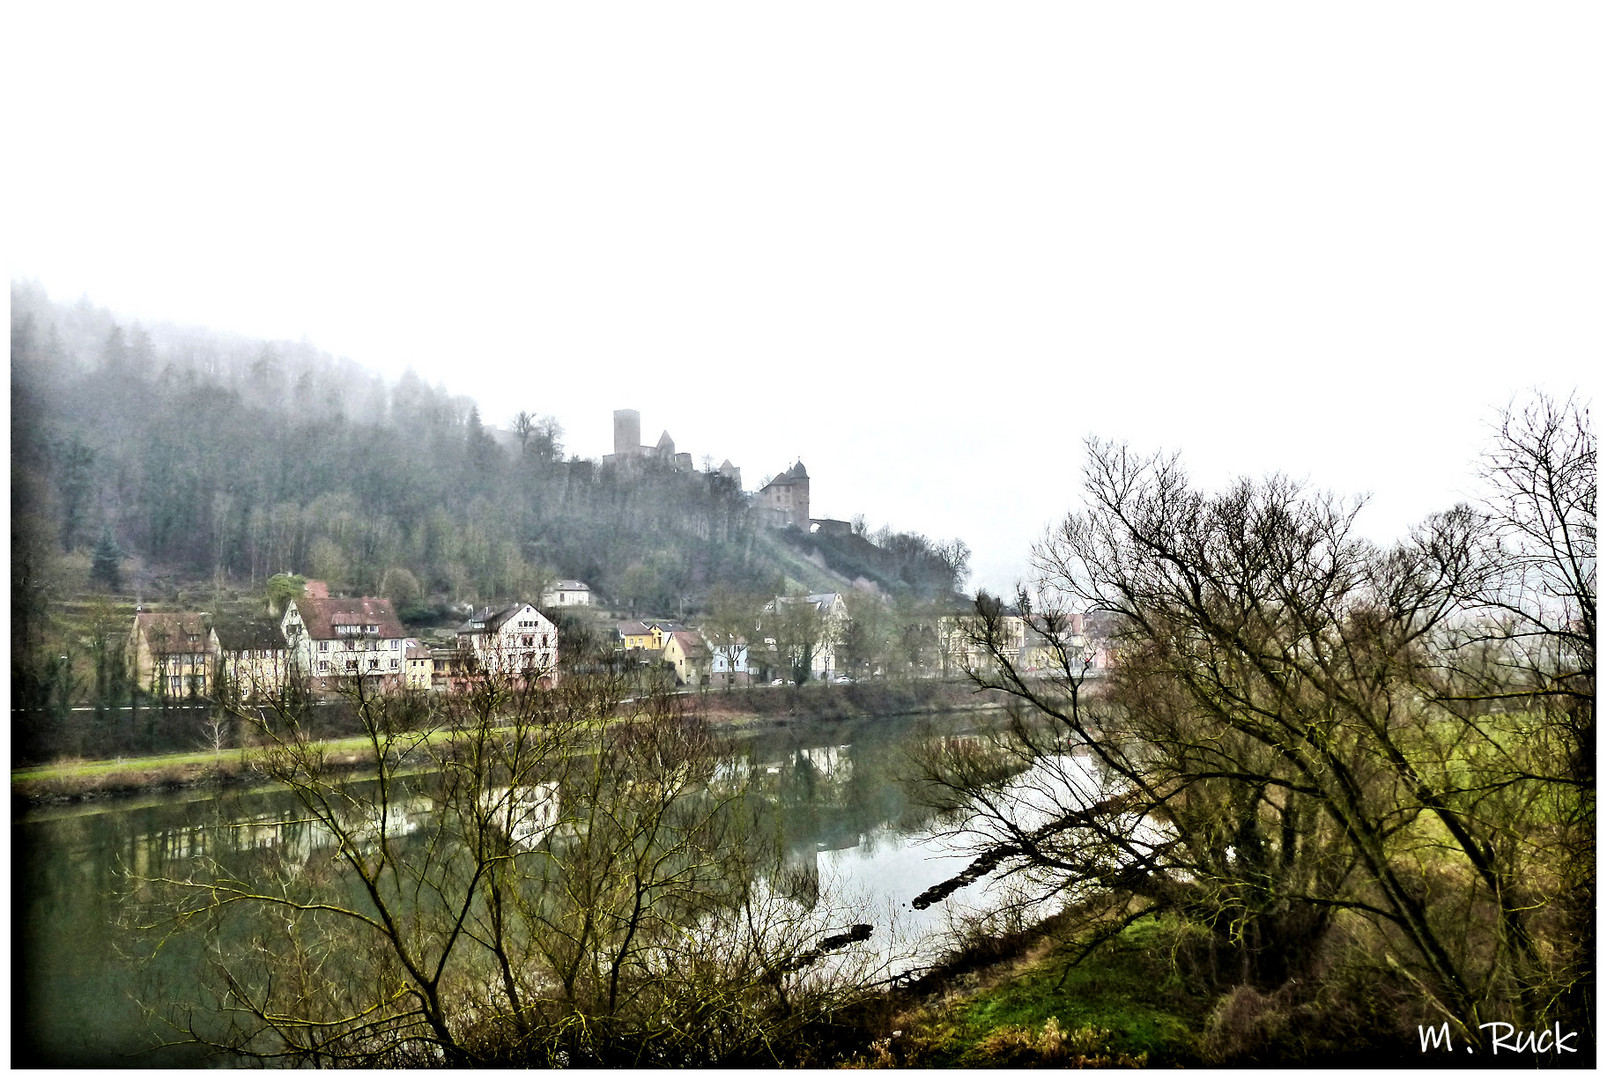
<box><xmin>11</xmin><ymin>679</ymin><xmax>1003</xmax><ymax>808</ymax></box>
<box><xmin>833</xmin><ymin>916</ymin><xmax>1208</xmax><ymax>1069</ymax></box>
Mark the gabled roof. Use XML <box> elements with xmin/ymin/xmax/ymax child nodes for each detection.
<box><xmin>666</xmin><ymin>630</ymin><xmax>710</xmax><ymax>658</ymax></box>
<box><xmin>484</xmin><ymin>604</ymin><xmax>527</xmax><ymax>634</ymax></box>
<box><xmin>214</xmin><ymin>617</ymin><xmax>287</xmax><ymax>652</ymax></box>
<box><xmin>133</xmin><ymin>611</ymin><xmax>214</xmax><ymax>648</ymax></box>
<box><xmin>550</xmin><ymin>579</ymin><xmax>589</xmax><ymax>591</ymax></box>
<box><xmin>459</xmin><ymin>603</ymin><xmax>548</xmax><ymax>635</ymax></box>
<box><xmin>292</xmin><ymin>597</ymin><xmax>405</xmax><ymax>640</ymax></box>
<box><xmin>617</xmin><ymin>620</ymin><xmax>651</xmax><ymax>637</ymax></box>
<box><xmin>767</xmin><ymin>593</ymin><xmax>841</xmax><ymax>616</ymax></box>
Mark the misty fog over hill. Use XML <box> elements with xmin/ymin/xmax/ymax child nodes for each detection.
<box><xmin>11</xmin><ymin>281</ymin><xmax>970</xmax><ymax>616</ymax></box>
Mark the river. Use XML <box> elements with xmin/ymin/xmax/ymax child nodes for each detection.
<box><xmin>12</xmin><ymin>708</ymin><xmax>1055</xmax><ymax>1067</ymax></box>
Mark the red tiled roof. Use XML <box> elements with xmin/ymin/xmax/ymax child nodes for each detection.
<box><xmin>293</xmin><ymin>597</ymin><xmax>405</xmax><ymax>640</ymax></box>
<box><xmin>666</xmin><ymin>630</ymin><xmax>710</xmax><ymax>657</ymax></box>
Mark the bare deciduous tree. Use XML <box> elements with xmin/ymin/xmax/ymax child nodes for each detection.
<box><xmin>916</xmin><ymin>398</ymin><xmax>1592</xmax><ymax>1049</ymax></box>
<box><xmin>130</xmin><ymin>669</ymin><xmax>899</xmax><ymax>1066</ymax></box>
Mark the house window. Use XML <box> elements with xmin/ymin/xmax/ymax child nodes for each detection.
<box><xmin>390</xmin><ymin>659</ymin><xmax>399</xmax><ymax>669</ymax></box>
<box><xmin>318</xmin><ymin>641</ymin><xmax>329</xmax><ymax>652</ymax></box>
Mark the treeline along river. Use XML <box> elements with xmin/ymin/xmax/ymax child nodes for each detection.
<box><xmin>14</xmin><ymin>708</ymin><xmax>1068</xmax><ymax>1067</ymax></box>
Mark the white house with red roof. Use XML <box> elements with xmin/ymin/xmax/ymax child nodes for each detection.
<box><xmin>455</xmin><ymin>602</ymin><xmax>558</xmax><ymax>686</ymax></box>
<box><xmin>281</xmin><ymin>596</ymin><xmax>409</xmax><ymax>693</ymax></box>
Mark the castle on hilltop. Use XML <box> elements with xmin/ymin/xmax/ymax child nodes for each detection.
<box><xmin>604</xmin><ymin>409</ymin><xmax>695</xmax><ymax>471</ymax></box>
<box><xmin>605</xmin><ymin>409</ymin><xmax>818</xmax><ymax>528</ymax></box>
<box><xmin>604</xmin><ymin>408</ymin><xmax>742</xmax><ymax>488</ymax></box>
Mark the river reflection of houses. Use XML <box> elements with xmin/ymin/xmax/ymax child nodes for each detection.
<box><xmin>734</xmin><ymin>736</ymin><xmax>957</xmax><ymax>914</ymax></box>
<box><xmin>124</xmin><ymin>720</ymin><xmax>1014</xmax><ymax>956</ymax></box>
<box><xmin>128</xmin><ymin>784</ymin><xmax>560</xmax><ymax>875</ymax></box>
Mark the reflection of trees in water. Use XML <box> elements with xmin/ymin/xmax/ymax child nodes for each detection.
<box><xmin>19</xmin><ymin>710</ymin><xmax>1014</xmax><ymax>1066</ymax></box>
<box><xmin>731</xmin><ymin>716</ymin><xmax>1039</xmax><ymax>898</ymax></box>
<box><xmin>775</xmin><ymin>841</ymin><xmax>821</xmax><ymax>908</ymax></box>
<box><xmin>115</xmin><ymin>677</ymin><xmax>929</xmax><ymax>1066</ymax></box>
<box><xmin>84</xmin><ymin>716</ymin><xmax>1014</xmax><ymax>895</ymax></box>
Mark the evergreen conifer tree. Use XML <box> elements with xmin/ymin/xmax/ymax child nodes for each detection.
<box><xmin>90</xmin><ymin>526</ymin><xmax>123</xmax><ymax>591</ymax></box>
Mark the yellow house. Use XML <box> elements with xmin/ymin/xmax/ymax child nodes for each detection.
<box><xmin>618</xmin><ymin>621</ymin><xmax>657</xmax><ymax>651</ymax></box>
<box><xmin>128</xmin><ymin>611</ymin><xmax>220</xmax><ymax>699</ymax></box>
<box><xmin>662</xmin><ymin>631</ymin><xmax>711</xmax><ymax>686</ymax></box>
<box><xmin>405</xmin><ymin>640</ymin><xmax>433</xmax><ymax>690</ymax></box>
<box><xmin>618</xmin><ymin>619</ymin><xmax>683</xmax><ymax>652</ymax></box>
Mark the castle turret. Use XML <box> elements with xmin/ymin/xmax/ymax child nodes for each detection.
<box><xmin>791</xmin><ymin>461</ymin><xmax>810</xmax><ymax>524</ymax></box>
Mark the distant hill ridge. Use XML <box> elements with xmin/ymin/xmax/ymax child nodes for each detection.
<box><xmin>12</xmin><ymin>283</ymin><xmax>968</xmax><ymax>622</ymax></box>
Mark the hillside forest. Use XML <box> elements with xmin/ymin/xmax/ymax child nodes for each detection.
<box><xmin>10</xmin><ymin>282</ymin><xmax>970</xmax><ymax>715</ymax></box>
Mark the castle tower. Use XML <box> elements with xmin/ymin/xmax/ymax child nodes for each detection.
<box><xmin>758</xmin><ymin>460</ymin><xmax>811</xmax><ymax>528</ymax></box>
<box><xmin>613</xmin><ymin>409</ymin><xmax>642</xmax><ymax>459</ymax></box>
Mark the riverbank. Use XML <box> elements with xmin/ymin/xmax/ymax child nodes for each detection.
<box><xmin>696</xmin><ymin>677</ymin><xmax>1007</xmax><ymax>728</ymax></box>
<box><xmin>834</xmin><ymin>914</ymin><xmax>1209</xmax><ymax>1068</ymax></box>
<box><xmin>11</xmin><ymin>679</ymin><xmax>1005</xmax><ymax>810</ymax></box>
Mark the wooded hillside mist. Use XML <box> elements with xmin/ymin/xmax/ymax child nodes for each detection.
<box><xmin>10</xmin><ymin>281</ymin><xmax>967</xmax><ymax>617</ymax></box>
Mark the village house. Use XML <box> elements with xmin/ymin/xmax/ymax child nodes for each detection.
<box><xmin>939</xmin><ymin>610</ymin><xmax>1028</xmax><ymax>675</ymax></box>
<box><xmin>456</xmin><ymin>603</ymin><xmax>558</xmax><ymax>686</ymax></box>
<box><xmin>616</xmin><ymin>621</ymin><xmax>653</xmax><ymax>652</ymax></box>
<box><xmin>960</xmin><ymin>610</ymin><xmax>1109</xmax><ymax>675</ymax></box>
<box><xmin>127</xmin><ymin>611</ymin><xmax>220</xmax><ymax>700</ymax></box>
<box><xmin>404</xmin><ymin>639</ymin><xmax>433</xmax><ymax>691</ymax></box>
<box><xmin>616</xmin><ymin>619</ymin><xmax>684</xmax><ymax>653</ymax></box>
<box><xmin>213</xmin><ymin>616</ymin><xmax>291</xmax><ymax>701</ymax></box>
<box><xmin>430</xmin><ymin>645</ymin><xmax>469</xmax><ymax>694</ymax></box>
<box><xmin>282</xmin><ymin>596</ymin><xmax>408</xmax><ymax>694</ymax></box>
<box><xmin>707</xmin><ymin>636</ymin><xmax>751</xmax><ymax>687</ymax></box>
<box><xmin>662</xmin><ymin>630</ymin><xmax>712</xmax><ymax>686</ymax></box>
<box><xmin>540</xmin><ymin>579</ymin><xmax>593</xmax><ymax>608</ymax></box>
<box><xmin>761</xmin><ymin>592</ymin><xmax>847</xmax><ymax>680</ymax></box>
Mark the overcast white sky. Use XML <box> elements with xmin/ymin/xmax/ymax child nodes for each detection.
<box><xmin>7</xmin><ymin>4</ymin><xmax>1600</xmax><ymax>594</ymax></box>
